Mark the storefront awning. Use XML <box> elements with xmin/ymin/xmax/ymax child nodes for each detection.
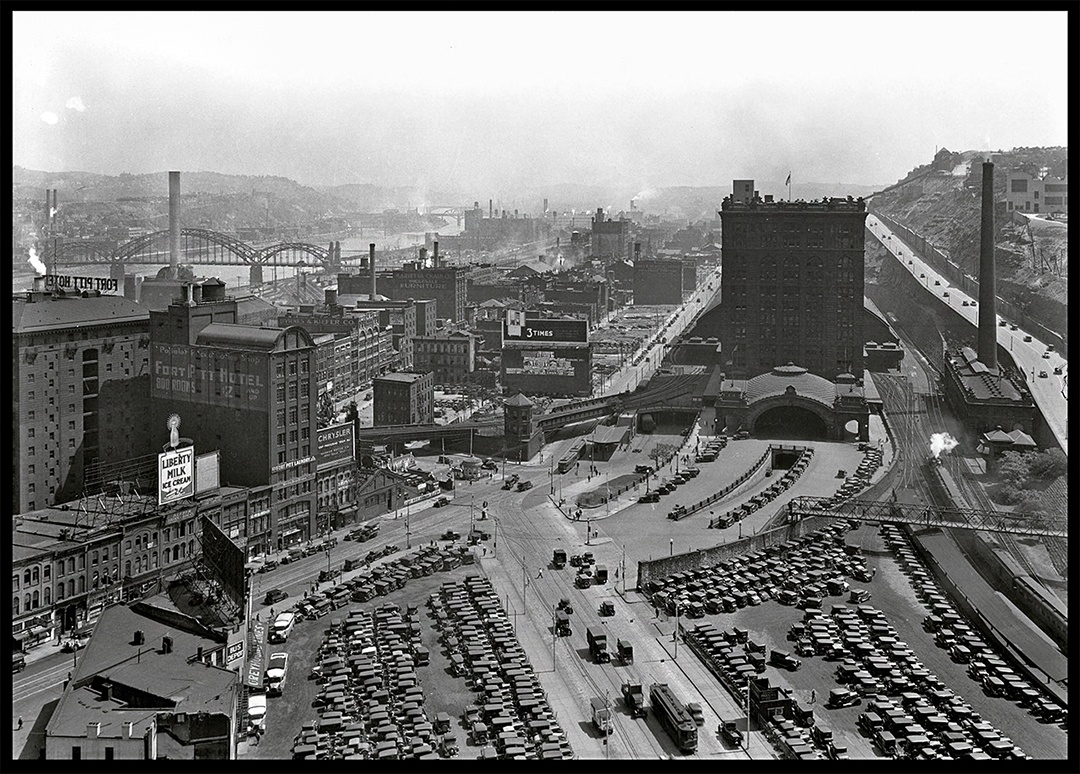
<box><xmin>281</xmin><ymin>528</ymin><xmax>301</xmax><ymax>537</ymax></box>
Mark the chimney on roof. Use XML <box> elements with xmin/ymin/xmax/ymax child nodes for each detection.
<box><xmin>433</xmin><ymin>241</ymin><xmax>440</xmax><ymax>267</ymax></box>
<box><xmin>101</xmin><ymin>680</ymin><xmax>113</xmax><ymax>701</ymax></box>
<box><xmin>161</xmin><ymin>635</ymin><xmax>173</xmax><ymax>654</ymax></box>
<box><xmin>197</xmin><ymin>646</ymin><xmax>204</xmax><ymax>662</ymax></box>
<box><xmin>325</xmin><ymin>287</ymin><xmax>337</xmax><ymax>307</ymax></box>
<box><xmin>977</xmin><ymin>161</ymin><xmax>997</xmax><ymax>372</ymax></box>
<box><xmin>123</xmin><ymin>721</ymin><xmax>134</xmax><ymax>739</ymax></box>
<box><xmin>369</xmin><ymin>243</ymin><xmax>377</xmax><ymax>297</ymax></box>
<box><xmin>88</xmin><ymin>722</ymin><xmax>100</xmax><ymax>739</ymax></box>
<box><xmin>169</xmin><ymin>171</ymin><xmax>181</xmax><ymax>280</ymax></box>
<box><xmin>133</xmin><ymin>630</ymin><xmax>144</xmax><ymax>645</ymax></box>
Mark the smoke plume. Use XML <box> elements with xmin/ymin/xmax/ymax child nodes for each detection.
<box><xmin>929</xmin><ymin>432</ymin><xmax>958</xmax><ymax>459</ymax></box>
<box><xmin>28</xmin><ymin>245</ymin><xmax>47</xmax><ymax>275</ymax></box>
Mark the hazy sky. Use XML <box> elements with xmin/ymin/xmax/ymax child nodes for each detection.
<box><xmin>13</xmin><ymin>10</ymin><xmax>1069</xmax><ymax>195</ymax></box>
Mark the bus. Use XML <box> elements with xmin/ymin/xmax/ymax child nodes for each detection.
<box><xmin>650</xmin><ymin>683</ymin><xmax>698</xmax><ymax>753</ymax></box>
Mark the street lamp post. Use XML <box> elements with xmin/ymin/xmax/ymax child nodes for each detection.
<box><xmin>406</xmin><ymin>501</ymin><xmax>411</xmax><ymax>549</ymax></box>
<box><xmin>669</xmin><ymin>538</ymin><xmax>673</xmax><ymax>556</ymax></box>
<box><xmin>673</xmin><ymin>601</ymin><xmax>679</xmax><ymax>658</ymax></box>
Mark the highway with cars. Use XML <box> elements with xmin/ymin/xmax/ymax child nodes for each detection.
<box><xmin>865</xmin><ymin>214</ymin><xmax>1067</xmax><ymax>455</ymax></box>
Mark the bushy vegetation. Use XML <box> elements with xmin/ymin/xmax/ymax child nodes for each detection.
<box><xmin>996</xmin><ymin>448</ymin><xmax>1066</xmax><ymax>511</ymax></box>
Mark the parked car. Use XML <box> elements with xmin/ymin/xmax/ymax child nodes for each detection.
<box><xmin>516</xmin><ymin>480</ymin><xmax>534</xmax><ymax>491</ymax></box>
<box><xmin>433</xmin><ymin>496</ymin><xmax>450</xmax><ymax>508</ymax></box>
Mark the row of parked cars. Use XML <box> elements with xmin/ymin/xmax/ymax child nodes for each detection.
<box><xmin>881</xmin><ymin>523</ymin><xmax>1067</xmax><ymax>727</ymax></box>
<box><xmin>646</xmin><ymin>520</ymin><xmax>868</xmax><ymax>619</ymax></box>
<box><xmin>638</xmin><ymin>464</ymin><xmax>700</xmax><ymax>505</ymax></box>
<box><xmin>796</xmin><ymin>593</ymin><xmax>1030</xmax><ymax>761</ymax></box>
<box><xmin>292</xmin><ymin>603</ymin><xmax>442</xmax><ymax>760</ymax></box>
<box><xmin>824</xmin><ymin>444</ymin><xmax>884</xmax><ymax>507</ymax></box>
<box><xmin>709</xmin><ymin>448</ymin><xmax>813</xmax><ymax>528</ymax></box>
<box><xmin>430</xmin><ymin>575</ymin><xmax>573</xmax><ymax>760</ymax></box>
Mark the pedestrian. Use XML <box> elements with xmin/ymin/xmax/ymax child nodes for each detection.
<box><xmin>18</xmin><ymin>717</ymin><xmax>24</xmax><ymax>730</ymax></box>
<box><xmin>536</xmin><ymin>568</ymin><xmax>543</xmax><ymax>579</ymax></box>
<box><xmin>810</xmin><ymin>689</ymin><xmax>816</xmax><ymax>704</ymax></box>
<box><xmin>614</xmin><ymin>567</ymin><xmax>619</xmax><ymax>580</ymax></box>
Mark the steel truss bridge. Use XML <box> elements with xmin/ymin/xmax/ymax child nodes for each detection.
<box><xmin>43</xmin><ymin>228</ymin><xmax>367</xmax><ymax>272</ymax></box>
<box><xmin>787</xmin><ymin>496</ymin><xmax>1067</xmax><ymax>539</ymax></box>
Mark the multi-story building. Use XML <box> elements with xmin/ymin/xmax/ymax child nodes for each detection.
<box><xmin>12</xmin><ymin>487</ymin><xmax>246</xmax><ymax>646</ymax></box>
<box><xmin>378</xmin><ymin>264</ymin><xmax>468</xmax><ymax>324</ymax></box>
<box><xmin>591</xmin><ymin>208</ymin><xmax>631</xmax><ymax>261</ymax></box>
<box><xmin>373</xmin><ymin>371</ymin><xmax>434</xmax><ymax>426</ymax></box>
<box><xmin>1005</xmin><ymin>172</ymin><xmax>1068</xmax><ymax>215</ymax></box>
<box><xmin>719</xmin><ymin>180</ymin><xmax>866</xmax><ymax>381</ymax></box>
<box><xmin>149</xmin><ymin>282</ymin><xmax>318</xmax><ymax>553</ymax></box>
<box><xmin>279</xmin><ymin>296</ymin><xmax>387</xmax><ymax>400</ymax></box>
<box><xmin>337</xmin><ymin>297</ymin><xmax>418</xmax><ymax>371</ymax></box>
<box><xmin>633</xmin><ymin>258</ymin><xmax>693</xmax><ymax>305</ymax></box>
<box><xmin>315</xmin><ymin>421</ymin><xmax>358</xmax><ymax>534</ymax></box>
<box><xmin>12</xmin><ymin>278</ymin><xmax>153</xmax><ymax>514</ymax></box>
<box><xmin>412</xmin><ymin>331</ymin><xmax>477</xmax><ymax>386</ymax></box>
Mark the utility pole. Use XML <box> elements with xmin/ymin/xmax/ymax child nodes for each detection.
<box><xmin>406</xmin><ymin>501</ymin><xmax>411</xmax><ymax>549</ymax></box>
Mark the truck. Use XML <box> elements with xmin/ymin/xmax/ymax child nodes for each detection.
<box><xmin>586</xmin><ymin>626</ymin><xmax>610</xmax><ymax>663</ymax></box>
<box><xmin>616</xmin><ymin>638</ymin><xmax>634</xmax><ymax>665</ymax></box>
<box><xmin>720</xmin><ymin>720</ymin><xmax>743</xmax><ymax>747</ymax></box>
<box><xmin>591</xmin><ymin>697</ymin><xmax>613</xmax><ymax>735</ymax></box>
<box><xmin>594</xmin><ymin>565</ymin><xmax>609</xmax><ymax>585</ymax></box>
<box><xmin>555</xmin><ymin>610</ymin><xmax>572</xmax><ymax>637</ymax></box>
<box><xmin>552</xmin><ymin>548</ymin><xmax>567</xmax><ymax>569</ymax></box>
<box><xmin>622</xmin><ymin>682</ymin><xmax>647</xmax><ymax>718</ymax></box>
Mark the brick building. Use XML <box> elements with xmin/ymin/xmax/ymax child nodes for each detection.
<box><xmin>719</xmin><ymin>181</ymin><xmax>866</xmax><ymax>380</ymax></box>
<box><xmin>373</xmin><ymin>371</ymin><xmax>435</xmax><ymax>426</ymax></box>
<box><xmin>12</xmin><ymin>278</ymin><xmax>153</xmax><ymax>514</ymax></box>
<box><xmin>412</xmin><ymin>331</ymin><xmax>477</xmax><ymax>386</ymax></box>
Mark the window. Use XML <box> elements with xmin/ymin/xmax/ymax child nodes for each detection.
<box><xmin>104</xmin><ymin>747</ymin><xmax>114</xmax><ymax>761</ymax></box>
<box><xmin>112</xmin><ymin>545</ymin><xmax>118</xmax><ymax>559</ymax></box>
<box><xmin>125</xmin><ymin>561</ymin><xmax>131</xmax><ymax>577</ymax></box>
<box><xmin>43</xmin><ymin>564</ymin><xmax>50</xmax><ymax>581</ymax></box>
<box><xmin>13</xmin><ymin>597</ymin><xmax>19</xmax><ymax>615</ymax></box>
<box><xmin>68</xmin><ymin>557</ymin><xmax>75</xmax><ymax>573</ymax></box>
<box><xmin>68</xmin><ymin>421</ymin><xmax>75</xmax><ymax>431</ymax></box>
<box><xmin>44</xmin><ymin>586</ymin><xmax>51</xmax><ymax>605</ymax></box>
<box><xmin>28</xmin><ymin>391</ymin><xmax>34</xmax><ymax>400</ymax></box>
<box><xmin>57</xmin><ymin>584</ymin><xmax>64</xmax><ymax>601</ymax></box>
<box><xmin>23</xmin><ymin>570</ymin><xmax>31</xmax><ymax>585</ymax></box>
<box><xmin>289</xmin><ymin>361</ymin><xmax>297</xmax><ymax>376</ymax></box>
<box><xmin>300</xmin><ymin>360</ymin><xmax>309</xmax><ymax>374</ymax></box>
<box><xmin>28</xmin><ymin>428</ymin><xmax>35</xmax><ymax>438</ymax></box>
<box><xmin>125</xmin><ymin>539</ymin><xmax>132</xmax><ymax>555</ymax></box>
<box><xmin>278</xmin><ymin>432</ymin><xmax>286</xmax><ymax>446</ymax></box>
<box><xmin>72</xmin><ymin>747</ymin><xmax>81</xmax><ymax>760</ymax></box>
<box><xmin>68</xmin><ymin>579</ymin><xmax>75</xmax><ymax>597</ymax></box>
<box><xmin>32</xmin><ymin>590</ymin><xmax>39</xmax><ymax>608</ymax></box>
<box><xmin>92</xmin><ymin>551</ymin><xmax>99</xmax><ymax>566</ymax></box>
<box><xmin>289</xmin><ymin>408</ymin><xmax>298</xmax><ymax>425</ymax></box>
<box><xmin>12</xmin><ymin>574</ymin><xmax>19</xmax><ymax>591</ymax></box>
<box><xmin>277</xmin><ymin>385</ymin><xmax>285</xmax><ymax>402</ymax></box>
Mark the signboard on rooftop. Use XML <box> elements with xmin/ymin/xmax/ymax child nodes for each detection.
<box><xmin>158</xmin><ymin>446</ymin><xmax>195</xmax><ymax>505</ymax></box>
<box><xmin>503</xmin><ymin>317</ymin><xmax>588</xmax><ymax>343</ymax></box>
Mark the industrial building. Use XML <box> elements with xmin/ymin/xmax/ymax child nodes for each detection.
<box><xmin>718</xmin><ymin>180</ymin><xmax>867</xmax><ymax>381</ymax></box>
<box><xmin>149</xmin><ymin>282</ymin><xmax>319</xmax><ymax>553</ymax></box>
<box><xmin>12</xmin><ymin>277</ymin><xmax>153</xmax><ymax>514</ymax></box>
<box><xmin>633</xmin><ymin>257</ymin><xmax>696</xmax><ymax>306</ymax></box>
<box><xmin>591</xmin><ymin>208</ymin><xmax>631</xmax><ymax>261</ymax></box>
<box><xmin>373</xmin><ymin>371</ymin><xmax>435</xmax><ymax>426</ymax></box>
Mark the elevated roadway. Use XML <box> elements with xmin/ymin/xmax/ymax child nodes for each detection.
<box><xmin>865</xmin><ymin>215</ymin><xmax>1067</xmax><ymax>455</ymax></box>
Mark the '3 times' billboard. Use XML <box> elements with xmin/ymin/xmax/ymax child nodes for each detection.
<box><xmin>503</xmin><ymin>317</ymin><xmax>588</xmax><ymax>343</ymax></box>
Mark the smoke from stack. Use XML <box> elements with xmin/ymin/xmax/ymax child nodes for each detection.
<box><xmin>169</xmin><ymin>171</ymin><xmax>181</xmax><ymax>280</ymax></box>
<box><xmin>977</xmin><ymin>161</ymin><xmax>997</xmax><ymax>371</ymax></box>
<box><xmin>369</xmin><ymin>243</ymin><xmax>376</xmax><ymax>297</ymax></box>
<box><xmin>28</xmin><ymin>244</ymin><xmax>47</xmax><ymax>275</ymax></box>
<box><xmin>929</xmin><ymin>432</ymin><xmax>958</xmax><ymax>459</ymax></box>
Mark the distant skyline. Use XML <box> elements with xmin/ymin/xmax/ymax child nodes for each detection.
<box><xmin>13</xmin><ymin>10</ymin><xmax>1069</xmax><ymax>196</ymax></box>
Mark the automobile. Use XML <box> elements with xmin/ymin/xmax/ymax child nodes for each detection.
<box><xmin>263</xmin><ymin>589</ymin><xmax>289</xmax><ymax>606</ymax></box>
<box><xmin>919</xmin><ymin>273</ymin><xmax>925</xmax><ymax>279</ymax></box>
<box><xmin>828</xmin><ymin>688</ymin><xmax>862</xmax><ymax>709</ymax></box>
<box><xmin>1047</xmin><ymin>343</ymin><xmax>1055</xmax><ymax>352</ymax></box>
<box><xmin>686</xmin><ymin>702</ymin><xmax>705</xmax><ymax>726</ymax></box>
<box><xmin>516</xmin><ymin>480</ymin><xmax>534</xmax><ymax>492</ymax></box>
<box><xmin>943</xmin><ymin>291</ymin><xmax>949</xmax><ymax>297</ymax></box>
<box><xmin>481</xmin><ymin>459</ymin><xmax>498</xmax><ymax>471</ymax></box>
<box><xmin>961</xmin><ymin>300</ymin><xmax>969</xmax><ymax>306</ymax></box>
<box><xmin>635</xmin><ymin>464</ymin><xmax>654</xmax><ymax>475</ymax></box>
<box><xmin>1010</xmin><ymin>324</ymin><xmax>1019</xmax><ymax>331</ymax></box>
<box><xmin>62</xmin><ymin>637</ymin><xmax>89</xmax><ymax>653</ymax></box>
<box><xmin>1042</xmin><ymin>351</ymin><xmax>1050</xmax><ymax>359</ymax></box>
<box><xmin>1023</xmin><ymin>334</ymin><xmax>1032</xmax><ymax>342</ymax></box>
<box><xmin>934</xmin><ymin>280</ymin><xmax>941</xmax><ymax>286</ymax></box>
<box><xmin>433</xmin><ymin>496</ymin><xmax>450</xmax><ymax>508</ymax></box>
<box><xmin>999</xmin><ymin>319</ymin><xmax>1007</xmax><ymax>327</ymax></box>
<box><xmin>639</xmin><ymin>492</ymin><xmax>660</xmax><ymax>503</ymax></box>
<box><xmin>1053</xmin><ymin>366</ymin><xmax>1063</xmax><ymax>375</ymax></box>
<box><xmin>258</xmin><ymin>559</ymin><xmax>279</xmax><ymax>573</ymax></box>
<box><xmin>441</xmin><ymin>530</ymin><xmax>461</xmax><ymax>542</ymax></box>
<box><xmin>1038</xmin><ymin>371</ymin><xmax>1048</xmax><ymax>378</ymax></box>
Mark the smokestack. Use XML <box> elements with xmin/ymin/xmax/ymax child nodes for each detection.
<box><xmin>169</xmin><ymin>171</ymin><xmax>181</xmax><ymax>280</ymax></box>
<box><xmin>433</xmin><ymin>241</ymin><xmax>439</xmax><ymax>267</ymax></box>
<box><xmin>977</xmin><ymin>161</ymin><xmax>997</xmax><ymax>372</ymax></box>
<box><xmin>634</xmin><ymin>242</ymin><xmax>642</xmax><ymax>259</ymax></box>
<box><xmin>489</xmin><ymin>199</ymin><xmax>493</xmax><ymax>219</ymax></box>
<box><xmin>369</xmin><ymin>243</ymin><xmax>377</xmax><ymax>297</ymax></box>
<box><xmin>419</xmin><ymin>246</ymin><xmax>428</xmax><ymax>266</ymax></box>
<box><xmin>543</xmin><ymin>198</ymin><xmax>548</xmax><ymax>213</ymax></box>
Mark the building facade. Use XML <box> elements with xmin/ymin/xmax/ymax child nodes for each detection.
<box><xmin>278</xmin><ymin>302</ymin><xmax>386</xmax><ymax>399</ymax></box>
<box><xmin>719</xmin><ymin>182</ymin><xmax>867</xmax><ymax>381</ymax></box>
<box><xmin>412</xmin><ymin>331</ymin><xmax>477</xmax><ymax>386</ymax></box>
<box><xmin>1005</xmin><ymin>172</ymin><xmax>1068</xmax><ymax>215</ymax></box>
<box><xmin>591</xmin><ymin>208</ymin><xmax>631</xmax><ymax>261</ymax></box>
<box><xmin>373</xmin><ymin>371</ymin><xmax>435</xmax><ymax>426</ymax></box>
<box><xmin>149</xmin><ymin>288</ymin><xmax>319</xmax><ymax>554</ymax></box>
<box><xmin>378</xmin><ymin>266</ymin><xmax>468</xmax><ymax>324</ymax></box>
<box><xmin>634</xmin><ymin>258</ymin><xmax>692</xmax><ymax>305</ymax></box>
<box><xmin>12</xmin><ymin>280</ymin><xmax>153</xmax><ymax>514</ymax></box>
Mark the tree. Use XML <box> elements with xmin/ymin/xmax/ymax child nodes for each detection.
<box><xmin>1013</xmin><ymin>490</ymin><xmax>1048</xmax><ymax>519</ymax></box>
<box><xmin>996</xmin><ymin>451</ymin><xmax>1032</xmax><ymax>490</ymax></box>
<box><xmin>1028</xmin><ymin>449</ymin><xmax>1067</xmax><ymax>480</ymax></box>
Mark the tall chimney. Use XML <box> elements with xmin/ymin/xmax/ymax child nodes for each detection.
<box><xmin>634</xmin><ymin>242</ymin><xmax>642</xmax><ymax>259</ymax></box>
<box><xmin>369</xmin><ymin>243</ymin><xmax>377</xmax><ymax>297</ymax></box>
<box><xmin>433</xmin><ymin>241</ymin><xmax>439</xmax><ymax>267</ymax></box>
<box><xmin>419</xmin><ymin>246</ymin><xmax>428</xmax><ymax>266</ymax></box>
<box><xmin>977</xmin><ymin>161</ymin><xmax>997</xmax><ymax>371</ymax></box>
<box><xmin>543</xmin><ymin>198</ymin><xmax>548</xmax><ymax>213</ymax></box>
<box><xmin>169</xmin><ymin>171</ymin><xmax>181</xmax><ymax>280</ymax></box>
<box><xmin>489</xmin><ymin>199</ymin><xmax>493</xmax><ymax>219</ymax></box>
